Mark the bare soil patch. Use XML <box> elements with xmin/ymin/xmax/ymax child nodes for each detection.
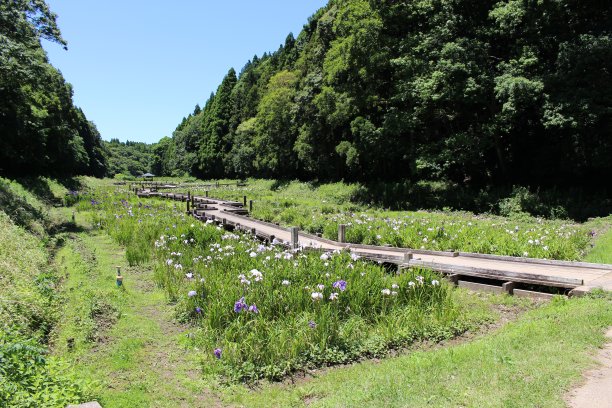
<box><xmin>565</xmin><ymin>327</ymin><xmax>612</xmax><ymax>408</ymax></box>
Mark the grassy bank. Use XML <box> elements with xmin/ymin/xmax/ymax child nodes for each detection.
<box><xmin>0</xmin><ymin>177</ymin><xmax>95</xmax><ymax>407</ymax></box>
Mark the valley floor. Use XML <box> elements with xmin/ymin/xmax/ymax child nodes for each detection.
<box><xmin>1</xmin><ymin>176</ymin><xmax>610</xmax><ymax>407</ymax></box>
<box><xmin>54</xmin><ymin>211</ymin><xmax>612</xmax><ymax>408</ymax></box>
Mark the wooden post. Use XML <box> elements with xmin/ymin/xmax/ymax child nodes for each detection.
<box><xmin>205</xmin><ymin>190</ymin><xmax>209</xmax><ymax>198</ymax></box>
<box><xmin>447</xmin><ymin>274</ymin><xmax>460</xmax><ymax>285</ymax></box>
<box><xmin>403</xmin><ymin>252</ymin><xmax>413</xmax><ymax>263</ymax></box>
<box><xmin>72</xmin><ymin>211</ymin><xmax>76</xmax><ymax>224</ymax></box>
<box><xmin>290</xmin><ymin>227</ymin><xmax>299</xmax><ymax>249</ymax></box>
<box><xmin>270</xmin><ymin>234</ymin><xmax>275</xmax><ymax>243</ymax></box>
<box><xmin>338</xmin><ymin>224</ymin><xmax>346</xmax><ymax>243</ymax></box>
<box><xmin>222</xmin><ymin>218</ymin><xmax>227</xmax><ymax>227</ymax></box>
<box><xmin>502</xmin><ymin>281</ymin><xmax>516</xmax><ymax>295</ymax></box>
<box><xmin>249</xmin><ymin>200</ymin><xmax>253</xmax><ymax>212</ymax></box>
<box><xmin>251</xmin><ymin>227</ymin><xmax>256</xmax><ymax>235</ymax></box>
<box><xmin>186</xmin><ymin>200</ymin><xmax>190</xmax><ymax>214</ymax></box>
<box><xmin>191</xmin><ymin>195</ymin><xmax>195</xmax><ymax>207</ymax></box>
<box><xmin>243</xmin><ymin>195</ymin><xmax>247</xmax><ymax>207</ymax></box>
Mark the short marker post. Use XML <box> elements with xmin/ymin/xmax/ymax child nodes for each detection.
<box><xmin>116</xmin><ymin>266</ymin><xmax>123</xmax><ymax>287</ymax></box>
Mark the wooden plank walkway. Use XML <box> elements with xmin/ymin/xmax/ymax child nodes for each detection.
<box><xmin>138</xmin><ymin>190</ymin><xmax>612</xmax><ymax>295</ymax></box>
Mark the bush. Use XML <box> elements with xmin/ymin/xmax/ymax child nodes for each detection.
<box><xmin>0</xmin><ymin>328</ymin><xmax>94</xmax><ymax>407</ymax></box>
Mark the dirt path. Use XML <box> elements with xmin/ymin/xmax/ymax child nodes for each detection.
<box><xmin>56</xmin><ymin>230</ymin><xmax>225</xmax><ymax>408</ymax></box>
<box><xmin>566</xmin><ymin>327</ymin><xmax>612</xmax><ymax>408</ymax></box>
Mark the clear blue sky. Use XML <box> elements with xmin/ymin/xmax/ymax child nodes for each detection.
<box><xmin>42</xmin><ymin>0</ymin><xmax>328</xmax><ymax>144</ymax></box>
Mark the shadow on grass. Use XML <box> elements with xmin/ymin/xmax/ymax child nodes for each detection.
<box><xmin>0</xmin><ymin>179</ymin><xmax>47</xmax><ymax>230</ymax></box>
<box><xmin>0</xmin><ymin>176</ymin><xmax>86</xmax><ymax>233</ymax></box>
<box><xmin>270</xmin><ymin>179</ymin><xmax>292</xmax><ymax>191</ymax></box>
<box><xmin>48</xmin><ymin>221</ymin><xmax>87</xmax><ymax>235</ymax></box>
<box><xmin>17</xmin><ymin>176</ymin><xmax>84</xmax><ymax>204</ymax></box>
<box><xmin>351</xmin><ymin>181</ymin><xmax>612</xmax><ymax>221</ymax></box>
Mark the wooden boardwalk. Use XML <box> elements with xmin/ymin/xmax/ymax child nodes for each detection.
<box><xmin>138</xmin><ymin>190</ymin><xmax>612</xmax><ymax>297</ymax></box>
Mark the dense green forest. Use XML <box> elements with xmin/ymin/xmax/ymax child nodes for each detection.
<box><xmin>2</xmin><ymin>0</ymin><xmax>611</xmax><ymax>191</ymax></box>
<box><xmin>153</xmin><ymin>0</ymin><xmax>611</xmax><ymax>190</ymax></box>
<box><xmin>0</xmin><ymin>1</ymin><xmax>107</xmax><ymax>177</ymax></box>
<box><xmin>103</xmin><ymin>139</ymin><xmax>154</xmax><ymax>177</ymax></box>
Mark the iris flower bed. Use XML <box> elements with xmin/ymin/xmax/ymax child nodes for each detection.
<box><xmin>319</xmin><ymin>212</ymin><xmax>590</xmax><ymax>260</ymax></box>
<box><xmin>188</xmin><ymin>184</ymin><xmax>591</xmax><ymax>260</ymax></box>
<box><xmin>82</xmin><ymin>190</ymin><xmax>483</xmax><ymax>382</ymax></box>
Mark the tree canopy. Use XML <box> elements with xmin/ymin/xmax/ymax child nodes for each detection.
<box><xmin>0</xmin><ymin>0</ymin><xmax>107</xmax><ymax>177</ymax></box>
<box><xmin>153</xmin><ymin>0</ymin><xmax>610</xmax><ymax>191</ymax></box>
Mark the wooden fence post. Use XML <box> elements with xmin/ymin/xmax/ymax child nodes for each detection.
<box><xmin>338</xmin><ymin>224</ymin><xmax>346</xmax><ymax>243</ymax></box>
<box><xmin>290</xmin><ymin>227</ymin><xmax>299</xmax><ymax>249</ymax></box>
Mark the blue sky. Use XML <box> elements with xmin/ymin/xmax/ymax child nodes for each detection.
<box><xmin>42</xmin><ymin>0</ymin><xmax>328</xmax><ymax>144</ymax></box>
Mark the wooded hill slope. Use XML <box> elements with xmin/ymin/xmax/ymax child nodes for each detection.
<box><xmin>158</xmin><ymin>0</ymin><xmax>611</xmax><ymax>190</ymax></box>
<box><xmin>0</xmin><ymin>1</ymin><xmax>107</xmax><ymax>177</ymax></box>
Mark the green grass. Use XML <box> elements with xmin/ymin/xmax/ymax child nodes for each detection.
<box><xmin>0</xmin><ymin>189</ymin><xmax>95</xmax><ymax>406</ymax></box>
<box><xmin>223</xmin><ymin>294</ymin><xmax>612</xmax><ymax>407</ymax></box>
<box><xmin>52</xmin><ymin>227</ymin><xmax>218</xmax><ymax>407</ymax></box>
<box><xmin>0</xmin><ymin>211</ymin><xmax>52</xmax><ymax>336</ymax></box>
<box><xmin>585</xmin><ymin>225</ymin><xmax>612</xmax><ymax>264</ymax></box>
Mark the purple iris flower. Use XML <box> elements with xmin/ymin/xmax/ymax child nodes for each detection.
<box><xmin>308</xmin><ymin>320</ymin><xmax>317</xmax><ymax>329</ymax></box>
<box><xmin>248</xmin><ymin>304</ymin><xmax>259</xmax><ymax>314</ymax></box>
<box><xmin>214</xmin><ymin>348</ymin><xmax>222</xmax><ymax>359</ymax></box>
<box><xmin>234</xmin><ymin>297</ymin><xmax>247</xmax><ymax>313</ymax></box>
<box><xmin>188</xmin><ymin>290</ymin><xmax>197</xmax><ymax>297</ymax></box>
<box><xmin>332</xmin><ymin>280</ymin><xmax>347</xmax><ymax>292</ymax></box>
<box><xmin>195</xmin><ymin>307</ymin><xmax>202</xmax><ymax>314</ymax></box>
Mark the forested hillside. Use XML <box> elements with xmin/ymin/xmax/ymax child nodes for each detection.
<box><xmin>158</xmin><ymin>0</ymin><xmax>611</xmax><ymax>189</ymax></box>
<box><xmin>0</xmin><ymin>1</ymin><xmax>107</xmax><ymax>177</ymax></box>
<box><xmin>103</xmin><ymin>139</ymin><xmax>154</xmax><ymax>177</ymax></box>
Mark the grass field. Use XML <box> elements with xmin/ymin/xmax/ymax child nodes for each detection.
<box><xmin>1</xmin><ymin>176</ymin><xmax>611</xmax><ymax>407</ymax></box>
